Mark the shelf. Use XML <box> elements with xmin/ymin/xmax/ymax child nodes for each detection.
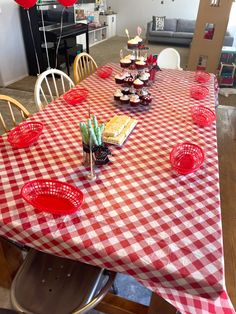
<box><xmin>88</xmin><ymin>26</ymin><xmax>108</xmax><ymax>47</ymax></box>
<box><xmin>218</xmin><ymin>62</ymin><xmax>236</xmax><ymax>87</ymax></box>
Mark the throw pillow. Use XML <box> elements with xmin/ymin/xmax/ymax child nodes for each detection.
<box><xmin>152</xmin><ymin>16</ymin><xmax>165</xmax><ymax>31</ymax></box>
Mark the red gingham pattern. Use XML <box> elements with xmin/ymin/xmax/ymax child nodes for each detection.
<box><xmin>0</xmin><ymin>64</ymin><xmax>234</xmax><ymax>314</ymax></box>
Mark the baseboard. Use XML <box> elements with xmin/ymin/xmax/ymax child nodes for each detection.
<box><xmin>3</xmin><ymin>74</ymin><xmax>28</xmax><ymax>87</ymax></box>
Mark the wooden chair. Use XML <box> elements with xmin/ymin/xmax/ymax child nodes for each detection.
<box><xmin>34</xmin><ymin>68</ymin><xmax>75</xmax><ymax>111</ymax></box>
<box><xmin>11</xmin><ymin>249</ymin><xmax>116</xmax><ymax>314</ymax></box>
<box><xmin>0</xmin><ymin>95</ymin><xmax>30</xmax><ymax>134</ymax></box>
<box><xmin>73</xmin><ymin>52</ymin><xmax>98</xmax><ymax>84</ymax></box>
<box><xmin>157</xmin><ymin>48</ymin><xmax>183</xmax><ymax>70</ymax></box>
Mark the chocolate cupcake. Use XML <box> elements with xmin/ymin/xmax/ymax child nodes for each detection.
<box><xmin>141</xmin><ymin>95</ymin><xmax>152</xmax><ymax>106</ymax></box>
<box><xmin>127</xmin><ymin>38</ymin><xmax>139</xmax><ymax>50</ymax></box>
<box><xmin>120</xmin><ymin>58</ymin><xmax>132</xmax><ymax>68</ymax></box>
<box><xmin>124</xmin><ymin>54</ymin><xmax>136</xmax><ymax>64</ymax></box>
<box><xmin>134</xmin><ymin>36</ymin><xmax>143</xmax><ymax>47</ymax></box>
<box><xmin>135</xmin><ymin>60</ymin><xmax>146</xmax><ymax>70</ymax></box>
<box><xmin>133</xmin><ymin>78</ymin><xmax>144</xmax><ymax>89</ymax></box>
<box><xmin>121</xmin><ymin>87</ymin><xmax>130</xmax><ymax>95</ymax></box>
<box><xmin>139</xmin><ymin>72</ymin><xmax>150</xmax><ymax>85</ymax></box>
<box><xmin>129</xmin><ymin>86</ymin><xmax>136</xmax><ymax>95</ymax></box>
<box><xmin>124</xmin><ymin>76</ymin><xmax>134</xmax><ymax>86</ymax></box>
<box><xmin>130</xmin><ymin>95</ymin><xmax>141</xmax><ymax>107</ymax></box>
<box><xmin>115</xmin><ymin>73</ymin><xmax>125</xmax><ymax>84</ymax></box>
<box><xmin>120</xmin><ymin>95</ymin><xmax>130</xmax><ymax>105</ymax></box>
<box><xmin>114</xmin><ymin>89</ymin><xmax>123</xmax><ymax>101</ymax></box>
<box><xmin>138</xmin><ymin>89</ymin><xmax>149</xmax><ymax>100</ymax></box>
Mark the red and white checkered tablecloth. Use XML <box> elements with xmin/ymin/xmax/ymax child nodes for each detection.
<box><xmin>0</xmin><ymin>64</ymin><xmax>234</xmax><ymax>314</ymax></box>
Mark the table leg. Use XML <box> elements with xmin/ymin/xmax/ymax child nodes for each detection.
<box><xmin>148</xmin><ymin>292</ymin><xmax>177</xmax><ymax>314</ymax></box>
<box><xmin>86</xmin><ymin>28</ymin><xmax>89</xmax><ymax>54</ymax></box>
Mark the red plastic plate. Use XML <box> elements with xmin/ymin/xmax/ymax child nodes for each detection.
<box><xmin>191</xmin><ymin>105</ymin><xmax>216</xmax><ymax>127</ymax></box>
<box><xmin>21</xmin><ymin>179</ymin><xmax>84</xmax><ymax>215</ymax></box>
<box><xmin>63</xmin><ymin>87</ymin><xmax>88</xmax><ymax>105</ymax></box>
<box><xmin>7</xmin><ymin>122</ymin><xmax>44</xmax><ymax>148</ymax></box>
<box><xmin>190</xmin><ymin>85</ymin><xmax>209</xmax><ymax>100</ymax></box>
<box><xmin>170</xmin><ymin>142</ymin><xmax>204</xmax><ymax>175</ymax></box>
<box><xmin>96</xmin><ymin>66</ymin><xmax>113</xmax><ymax>79</ymax></box>
<box><xmin>195</xmin><ymin>71</ymin><xmax>210</xmax><ymax>83</ymax></box>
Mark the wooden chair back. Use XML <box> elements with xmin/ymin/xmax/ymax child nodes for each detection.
<box><xmin>34</xmin><ymin>68</ymin><xmax>75</xmax><ymax>111</ymax></box>
<box><xmin>0</xmin><ymin>95</ymin><xmax>30</xmax><ymax>134</ymax></box>
<box><xmin>73</xmin><ymin>52</ymin><xmax>98</xmax><ymax>84</ymax></box>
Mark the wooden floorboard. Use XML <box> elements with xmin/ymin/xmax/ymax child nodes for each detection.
<box><xmin>95</xmin><ymin>293</ymin><xmax>149</xmax><ymax>314</ymax></box>
<box><xmin>217</xmin><ymin>105</ymin><xmax>236</xmax><ymax>309</ymax></box>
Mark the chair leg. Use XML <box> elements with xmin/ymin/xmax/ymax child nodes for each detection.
<box><xmin>65</xmin><ymin>50</ymin><xmax>70</xmax><ymax>76</ymax></box>
<box><xmin>111</xmin><ymin>282</ymin><xmax>118</xmax><ymax>295</ymax></box>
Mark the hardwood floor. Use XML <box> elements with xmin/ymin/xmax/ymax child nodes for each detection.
<box><xmin>217</xmin><ymin>105</ymin><xmax>236</xmax><ymax>309</ymax></box>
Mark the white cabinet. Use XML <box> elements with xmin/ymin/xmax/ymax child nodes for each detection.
<box><xmin>76</xmin><ymin>20</ymin><xmax>88</xmax><ymax>51</ymax></box>
<box><xmin>99</xmin><ymin>14</ymin><xmax>116</xmax><ymax>38</ymax></box>
<box><xmin>88</xmin><ymin>26</ymin><xmax>107</xmax><ymax>47</ymax></box>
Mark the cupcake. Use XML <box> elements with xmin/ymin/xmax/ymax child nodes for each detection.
<box><xmin>120</xmin><ymin>58</ymin><xmax>132</xmax><ymax>68</ymax></box>
<box><xmin>120</xmin><ymin>95</ymin><xmax>130</xmax><ymax>105</ymax></box>
<box><xmin>139</xmin><ymin>72</ymin><xmax>150</xmax><ymax>85</ymax></box>
<box><xmin>115</xmin><ymin>72</ymin><xmax>126</xmax><ymax>84</ymax></box>
<box><xmin>121</xmin><ymin>87</ymin><xmax>130</xmax><ymax>95</ymax></box>
<box><xmin>127</xmin><ymin>38</ymin><xmax>139</xmax><ymax>49</ymax></box>
<box><xmin>135</xmin><ymin>60</ymin><xmax>146</xmax><ymax>70</ymax></box>
<box><xmin>136</xmin><ymin>56</ymin><xmax>146</xmax><ymax>62</ymax></box>
<box><xmin>124</xmin><ymin>76</ymin><xmax>134</xmax><ymax>86</ymax></box>
<box><xmin>141</xmin><ymin>95</ymin><xmax>152</xmax><ymax>106</ymax></box>
<box><xmin>133</xmin><ymin>78</ymin><xmax>144</xmax><ymax>89</ymax></box>
<box><xmin>129</xmin><ymin>86</ymin><xmax>136</xmax><ymax>95</ymax></box>
<box><xmin>129</xmin><ymin>63</ymin><xmax>137</xmax><ymax>70</ymax></box>
<box><xmin>130</xmin><ymin>95</ymin><xmax>141</xmax><ymax>107</ymax></box>
<box><xmin>114</xmin><ymin>89</ymin><xmax>123</xmax><ymax>101</ymax></box>
<box><xmin>138</xmin><ymin>89</ymin><xmax>149</xmax><ymax>100</ymax></box>
<box><xmin>125</xmin><ymin>54</ymin><xmax>136</xmax><ymax>63</ymax></box>
<box><xmin>134</xmin><ymin>35</ymin><xmax>143</xmax><ymax>47</ymax></box>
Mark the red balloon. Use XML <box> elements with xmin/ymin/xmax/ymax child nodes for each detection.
<box><xmin>58</xmin><ymin>0</ymin><xmax>77</xmax><ymax>7</ymax></box>
<box><xmin>15</xmin><ymin>0</ymin><xmax>37</xmax><ymax>9</ymax></box>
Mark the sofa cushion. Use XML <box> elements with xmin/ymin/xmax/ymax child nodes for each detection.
<box><xmin>164</xmin><ymin>18</ymin><xmax>177</xmax><ymax>32</ymax></box>
<box><xmin>152</xmin><ymin>16</ymin><xmax>165</xmax><ymax>31</ymax></box>
<box><xmin>173</xmin><ymin>32</ymin><xmax>193</xmax><ymax>39</ymax></box>
<box><xmin>149</xmin><ymin>30</ymin><xmax>174</xmax><ymax>38</ymax></box>
<box><xmin>176</xmin><ymin>19</ymin><xmax>196</xmax><ymax>33</ymax></box>
<box><xmin>224</xmin><ymin>36</ymin><xmax>234</xmax><ymax>47</ymax></box>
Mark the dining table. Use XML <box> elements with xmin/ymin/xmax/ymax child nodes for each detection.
<box><xmin>0</xmin><ymin>63</ymin><xmax>235</xmax><ymax>314</ymax></box>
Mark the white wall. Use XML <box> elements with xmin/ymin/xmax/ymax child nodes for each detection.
<box><xmin>0</xmin><ymin>0</ymin><xmax>28</xmax><ymax>87</ymax></box>
<box><xmin>107</xmin><ymin>0</ymin><xmax>200</xmax><ymax>37</ymax></box>
<box><xmin>228</xmin><ymin>2</ymin><xmax>236</xmax><ymax>47</ymax></box>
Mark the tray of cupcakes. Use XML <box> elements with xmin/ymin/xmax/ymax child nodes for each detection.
<box><xmin>112</xmin><ymin>26</ymin><xmax>156</xmax><ymax>108</ymax></box>
<box><xmin>114</xmin><ymin>85</ymin><xmax>152</xmax><ymax>107</ymax></box>
<box><xmin>114</xmin><ymin>69</ymin><xmax>152</xmax><ymax>107</ymax></box>
<box><xmin>118</xmin><ymin>27</ymin><xmax>149</xmax><ymax>70</ymax></box>
<box><xmin>120</xmin><ymin>55</ymin><xmax>147</xmax><ymax>70</ymax></box>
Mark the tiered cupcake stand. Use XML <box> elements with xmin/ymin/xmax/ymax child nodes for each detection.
<box><xmin>114</xmin><ymin>45</ymin><xmax>153</xmax><ymax>107</ymax></box>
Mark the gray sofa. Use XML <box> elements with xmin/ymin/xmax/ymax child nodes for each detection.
<box><xmin>146</xmin><ymin>18</ymin><xmax>234</xmax><ymax>47</ymax></box>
